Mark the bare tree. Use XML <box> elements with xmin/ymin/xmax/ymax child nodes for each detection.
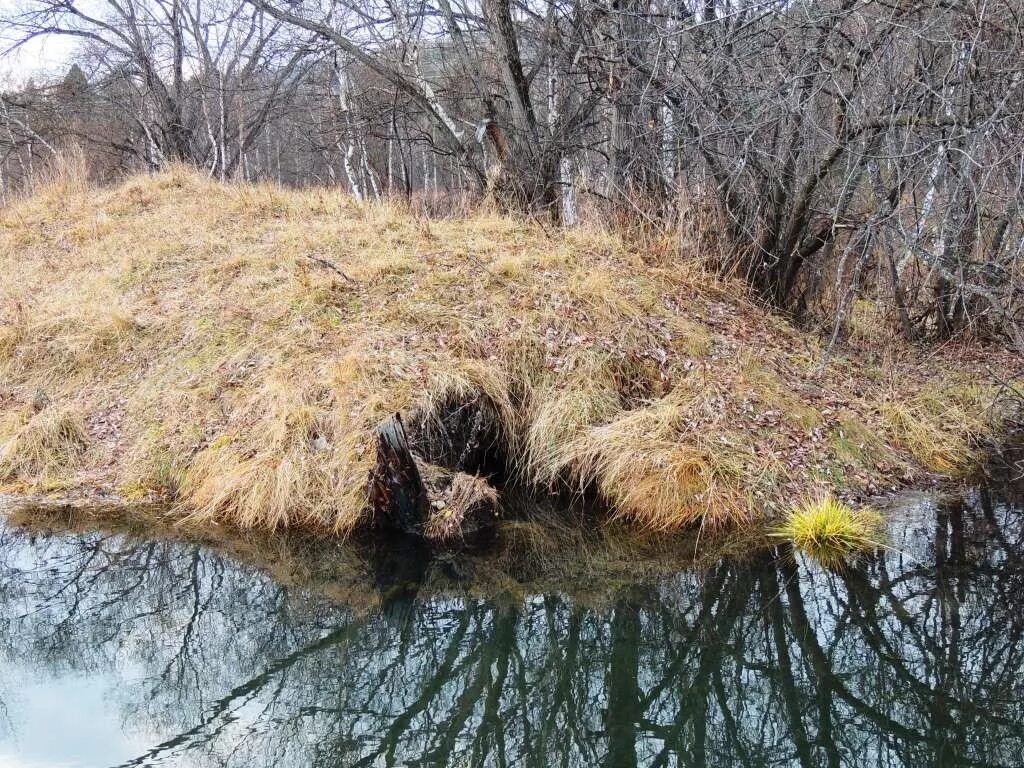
<box><xmin>2</xmin><ymin>0</ymin><xmax>1021</xmax><ymax>343</ymax></box>
<box><xmin>2</xmin><ymin>0</ymin><xmax>314</xmax><ymax>175</ymax></box>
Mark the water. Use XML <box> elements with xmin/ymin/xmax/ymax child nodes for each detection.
<box><xmin>0</xmin><ymin>481</ymin><xmax>1022</xmax><ymax>768</ymax></box>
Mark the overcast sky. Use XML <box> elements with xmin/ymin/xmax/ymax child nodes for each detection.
<box><xmin>0</xmin><ymin>0</ymin><xmax>80</xmax><ymax>86</ymax></box>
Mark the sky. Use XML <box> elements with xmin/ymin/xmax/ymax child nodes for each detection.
<box><xmin>0</xmin><ymin>670</ymin><xmax>152</xmax><ymax>768</ymax></box>
<box><xmin>0</xmin><ymin>0</ymin><xmax>80</xmax><ymax>86</ymax></box>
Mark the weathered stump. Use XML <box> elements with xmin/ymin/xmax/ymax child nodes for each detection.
<box><xmin>368</xmin><ymin>413</ymin><xmax>499</xmax><ymax>545</ymax></box>
<box><xmin>367</xmin><ymin>414</ymin><xmax>429</xmax><ymax>534</ymax></box>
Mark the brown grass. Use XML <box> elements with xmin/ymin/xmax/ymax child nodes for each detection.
<box><xmin>0</xmin><ymin>408</ymin><xmax>87</xmax><ymax>483</ymax></box>
<box><xmin>880</xmin><ymin>379</ymin><xmax>994</xmax><ymax>474</ymax></box>
<box><xmin>1</xmin><ymin>167</ymin><xmax>1020</xmax><ymax>535</ymax></box>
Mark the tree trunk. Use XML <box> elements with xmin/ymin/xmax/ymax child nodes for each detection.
<box><xmin>368</xmin><ymin>414</ymin><xmax>428</xmax><ymax>534</ymax></box>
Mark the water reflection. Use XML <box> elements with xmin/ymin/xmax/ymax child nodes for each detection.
<box><xmin>0</xmin><ymin>483</ymin><xmax>1022</xmax><ymax>768</ymax></box>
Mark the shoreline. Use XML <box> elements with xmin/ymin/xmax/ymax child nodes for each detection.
<box><xmin>2</xmin><ymin>459</ymin><xmax>1018</xmax><ymax>604</ymax></box>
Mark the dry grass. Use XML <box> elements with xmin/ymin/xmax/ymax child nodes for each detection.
<box><xmin>880</xmin><ymin>380</ymin><xmax>993</xmax><ymax>474</ymax></box>
<box><xmin>0</xmin><ymin>408</ymin><xmax>87</xmax><ymax>483</ymax></box>
<box><xmin>0</xmin><ymin>167</ymin><xmax>1020</xmax><ymax>535</ymax></box>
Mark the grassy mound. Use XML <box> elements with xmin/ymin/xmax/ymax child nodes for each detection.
<box><xmin>1</xmin><ymin>169</ymin><xmax>1020</xmax><ymax>535</ymax></box>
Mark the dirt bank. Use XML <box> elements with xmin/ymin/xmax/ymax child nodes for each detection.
<box><xmin>1</xmin><ymin>169</ymin><xmax>1021</xmax><ymax>539</ymax></box>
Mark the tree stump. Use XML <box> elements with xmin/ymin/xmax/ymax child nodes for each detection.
<box><xmin>368</xmin><ymin>413</ymin><xmax>499</xmax><ymax>544</ymax></box>
<box><xmin>367</xmin><ymin>414</ymin><xmax>429</xmax><ymax>535</ymax></box>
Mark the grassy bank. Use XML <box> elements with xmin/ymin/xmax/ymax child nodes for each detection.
<box><xmin>1</xmin><ymin>169</ymin><xmax>1020</xmax><ymax>537</ymax></box>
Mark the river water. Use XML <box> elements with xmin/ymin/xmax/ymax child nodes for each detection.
<box><xmin>0</xmin><ymin>477</ymin><xmax>1022</xmax><ymax>768</ymax></box>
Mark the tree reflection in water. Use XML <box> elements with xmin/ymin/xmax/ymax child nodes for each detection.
<box><xmin>0</xmin><ymin>484</ymin><xmax>1022</xmax><ymax>768</ymax></box>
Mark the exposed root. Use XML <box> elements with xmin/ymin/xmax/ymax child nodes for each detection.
<box><xmin>422</xmin><ymin>470</ymin><xmax>500</xmax><ymax>543</ymax></box>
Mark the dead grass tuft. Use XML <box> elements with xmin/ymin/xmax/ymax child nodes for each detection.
<box><xmin>179</xmin><ymin>375</ymin><xmax>367</xmax><ymax>534</ymax></box>
<box><xmin>0</xmin><ymin>408</ymin><xmax>87</xmax><ymax>483</ymax></box>
<box><xmin>880</xmin><ymin>381</ymin><xmax>993</xmax><ymax>474</ymax></box>
<box><xmin>0</xmin><ymin>324</ymin><xmax>22</xmax><ymax>361</ymax></box>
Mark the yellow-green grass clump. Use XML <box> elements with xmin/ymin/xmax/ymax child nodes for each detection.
<box><xmin>0</xmin><ymin>167</ymin><xmax>1020</xmax><ymax>537</ymax></box>
<box><xmin>881</xmin><ymin>381</ymin><xmax>994</xmax><ymax>474</ymax></box>
<box><xmin>775</xmin><ymin>496</ymin><xmax>884</xmax><ymax>566</ymax></box>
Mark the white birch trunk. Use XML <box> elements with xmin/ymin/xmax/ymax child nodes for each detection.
<box><xmin>334</xmin><ymin>60</ymin><xmax>362</xmax><ymax>201</ymax></box>
<box><xmin>360</xmin><ymin>140</ymin><xmax>381</xmax><ymax>201</ymax></box>
<box><xmin>218</xmin><ymin>72</ymin><xmax>228</xmax><ymax>181</ymax></box>
<box><xmin>548</xmin><ymin>61</ymin><xmax>577</xmax><ymax>225</ymax></box>
<box><xmin>898</xmin><ymin>42</ymin><xmax>972</xmax><ymax>273</ymax></box>
<box><xmin>387</xmin><ymin>135</ymin><xmax>394</xmax><ymax>195</ymax></box>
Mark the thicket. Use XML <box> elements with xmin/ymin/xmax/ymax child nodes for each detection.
<box><xmin>2</xmin><ymin>0</ymin><xmax>1022</xmax><ymax>348</ymax></box>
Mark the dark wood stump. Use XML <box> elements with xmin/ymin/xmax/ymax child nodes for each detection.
<box><xmin>368</xmin><ymin>413</ymin><xmax>499</xmax><ymax>544</ymax></box>
<box><xmin>367</xmin><ymin>414</ymin><xmax>429</xmax><ymax>535</ymax></box>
